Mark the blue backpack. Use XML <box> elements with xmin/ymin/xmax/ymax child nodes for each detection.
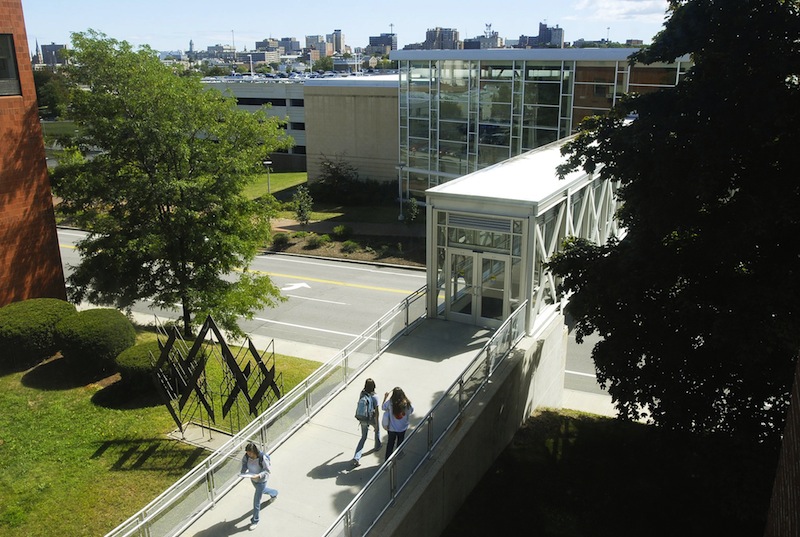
<box><xmin>355</xmin><ymin>393</ymin><xmax>374</xmax><ymax>421</ymax></box>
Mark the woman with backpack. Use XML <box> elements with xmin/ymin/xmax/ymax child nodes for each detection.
<box><xmin>382</xmin><ymin>386</ymin><xmax>414</xmax><ymax>459</ymax></box>
<box><xmin>351</xmin><ymin>378</ymin><xmax>381</xmax><ymax>467</ymax></box>
<box><xmin>240</xmin><ymin>442</ymin><xmax>278</xmax><ymax>530</ymax></box>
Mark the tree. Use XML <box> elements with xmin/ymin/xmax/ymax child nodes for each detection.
<box><xmin>292</xmin><ymin>185</ymin><xmax>313</xmax><ymax>227</ymax></box>
<box><xmin>547</xmin><ymin>0</ymin><xmax>800</xmax><ymax>441</ymax></box>
<box><xmin>33</xmin><ymin>70</ymin><xmax>69</xmax><ymax>118</ymax></box>
<box><xmin>51</xmin><ymin>31</ymin><xmax>293</xmax><ymax>338</ymax></box>
<box><xmin>313</xmin><ymin>56</ymin><xmax>333</xmax><ymax>73</ymax></box>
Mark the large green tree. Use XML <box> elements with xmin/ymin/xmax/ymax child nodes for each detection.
<box><xmin>52</xmin><ymin>31</ymin><xmax>293</xmax><ymax>337</ymax></box>
<box><xmin>548</xmin><ymin>0</ymin><xmax>800</xmax><ymax>441</ymax></box>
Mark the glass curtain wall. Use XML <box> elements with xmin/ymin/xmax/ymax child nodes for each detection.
<box><xmin>399</xmin><ymin>57</ymin><xmax>686</xmax><ymax>199</ymax></box>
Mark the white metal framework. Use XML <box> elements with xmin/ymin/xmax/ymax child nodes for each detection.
<box><xmin>425</xmin><ymin>136</ymin><xmax>621</xmax><ymax>335</ymax></box>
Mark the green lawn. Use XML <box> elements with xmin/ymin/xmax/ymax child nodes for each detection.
<box><xmin>442</xmin><ymin>409</ymin><xmax>778</xmax><ymax>537</ymax></box>
<box><xmin>39</xmin><ymin>120</ymin><xmax>78</xmax><ymax>144</ymax></box>
<box><xmin>0</xmin><ymin>331</ymin><xmax>320</xmax><ymax>537</ymax></box>
<box><xmin>243</xmin><ymin>171</ymin><xmax>307</xmax><ymax>200</ymax></box>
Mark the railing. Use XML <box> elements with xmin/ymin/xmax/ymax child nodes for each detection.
<box><xmin>105</xmin><ymin>286</ymin><xmax>428</xmax><ymax>537</ymax></box>
<box><xmin>321</xmin><ymin>299</ymin><xmax>529</xmax><ymax>537</ymax></box>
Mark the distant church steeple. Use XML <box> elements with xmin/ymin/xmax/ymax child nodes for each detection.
<box><xmin>32</xmin><ymin>38</ymin><xmax>42</xmax><ymax>64</ymax></box>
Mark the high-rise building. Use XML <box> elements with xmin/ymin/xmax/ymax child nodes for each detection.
<box><xmin>0</xmin><ymin>1</ymin><xmax>66</xmax><ymax>305</ymax></box>
<box><xmin>278</xmin><ymin>37</ymin><xmax>301</xmax><ymax>54</ymax></box>
<box><xmin>329</xmin><ymin>29</ymin><xmax>345</xmax><ymax>54</ymax></box>
<box><xmin>366</xmin><ymin>33</ymin><xmax>397</xmax><ymax>56</ymax></box>
<box><xmin>40</xmin><ymin>42</ymin><xmax>67</xmax><ymax>66</ymax></box>
<box><xmin>423</xmin><ymin>27</ymin><xmax>461</xmax><ymax>50</ymax></box>
<box><xmin>256</xmin><ymin>38</ymin><xmax>279</xmax><ymax>51</ymax></box>
<box><xmin>464</xmin><ymin>24</ymin><xmax>504</xmax><ymax>50</ymax></box>
<box><xmin>392</xmin><ymin>48</ymin><xmax>691</xmax><ymax>198</ymax></box>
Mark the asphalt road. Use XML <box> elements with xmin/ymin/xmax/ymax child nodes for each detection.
<box><xmin>57</xmin><ymin>227</ymin><xmax>606</xmax><ymax>395</ymax></box>
<box><xmin>57</xmin><ymin>228</ymin><xmax>426</xmax><ymax>350</ymax></box>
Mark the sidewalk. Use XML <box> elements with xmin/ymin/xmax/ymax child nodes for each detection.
<box><xmin>174</xmin><ymin>317</ymin><xmax>616</xmax><ymax>537</ymax></box>
<box><xmin>179</xmin><ymin>319</ymin><xmax>492</xmax><ymax>536</ymax></box>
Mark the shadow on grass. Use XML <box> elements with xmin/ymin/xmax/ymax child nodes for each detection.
<box><xmin>20</xmin><ymin>354</ymin><xmax>116</xmax><ymax>390</ymax></box>
<box><xmin>441</xmin><ymin>410</ymin><xmax>779</xmax><ymax>537</ymax></box>
<box><xmin>91</xmin><ymin>379</ymin><xmax>164</xmax><ymax>409</ymax></box>
<box><xmin>91</xmin><ymin>438</ymin><xmax>209</xmax><ymax>472</ymax></box>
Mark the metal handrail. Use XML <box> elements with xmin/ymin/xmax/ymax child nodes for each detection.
<box><xmin>105</xmin><ymin>286</ymin><xmax>428</xmax><ymax>537</ymax></box>
<box><xmin>321</xmin><ymin>300</ymin><xmax>529</xmax><ymax>537</ymax></box>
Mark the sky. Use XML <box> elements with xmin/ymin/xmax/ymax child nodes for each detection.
<box><xmin>22</xmin><ymin>0</ymin><xmax>672</xmax><ymax>54</ymax></box>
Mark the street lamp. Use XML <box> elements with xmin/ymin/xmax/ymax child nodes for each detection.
<box><xmin>263</xmin><ymin>160</ymin><xmax>272</xmax><ymax>194</ymax></box>
<box><xmin>397</xmin><ymin>163</ymin><xmax>406</xmax><ymax>221</ymax></box>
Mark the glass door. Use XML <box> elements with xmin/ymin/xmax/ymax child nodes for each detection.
<box><xmin>447</xmin><ymin>250</ymin><xmax>475</xmax><ymax>323</ymax></box>
<box><xmin>446</xmin><ymin>249</ymin><xmax>509</xmax><ymax>328</ymax></box>
<box><xmin>477</xmin><ymin>254</ymin><xmax>508</xmax><ymax>327</ymax></box>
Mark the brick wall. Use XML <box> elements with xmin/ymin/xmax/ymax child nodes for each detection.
<box><xmin>0</xmin><ymin>0</ymin><xmax>66</xmax><ymax>306</ymax></box>
<box><xmin>763</xmin><ymin>355</ymin><xmax>800</xmax><ymax>537</ymax></box>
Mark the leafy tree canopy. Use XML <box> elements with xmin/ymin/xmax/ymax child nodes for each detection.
<box><xmin>51</xmin><ymin>30</ymin><xmax>293</xmax><ymax>337</ymax></box>
<box><xmin>548</xmin><ymin>0</ymin><xmax>800</xmax><ymax>442</ymax></box>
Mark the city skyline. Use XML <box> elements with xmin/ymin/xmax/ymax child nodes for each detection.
<box><xmin>23</xmin><ymin>0</ymin><xmax>670</xmax><ymax>54</ymax></box>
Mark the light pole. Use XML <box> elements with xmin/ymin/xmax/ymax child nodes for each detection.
<box><xmin>263</xmin><ymin>160</ymin><xmax>272</xmax><ymax>194</ymax></box>
<box><xmin>397</xmin><ymin>163</ymin><xmax>406</xmax><ymax>221</ymax></box>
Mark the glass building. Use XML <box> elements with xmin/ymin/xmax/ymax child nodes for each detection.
<box><xmin>392</xmin><ymin>48</ymin><xmax>691</xmax><ymax>198</ymax></box>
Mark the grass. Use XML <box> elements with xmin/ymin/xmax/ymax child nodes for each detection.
<box><xmin>242</xmin><ymin>171</ymin><xmax>307</xmax><ymax>200</ymax></box>
<box><xmin>40</xmin><ymin>120</ymin><xmax>78</xmax><ymax>144</ymax></box>
<box><xmin>0</xmin><ymin>328</ymin><xmax>320</xmax><ymax>537</ymax></box>
<box><xmin>441</xmin><ymin>409</ymin><xmax>778</xmax><ymax>537</ymax></box>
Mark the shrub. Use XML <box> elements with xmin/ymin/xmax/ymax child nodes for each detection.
<box><xmin>0</xmin><ymin>298</ymin><xmax>77</xmax><ymax>368</ymax></box>
<box><xmin>272</xmin><ymin>232</ymin><xmax>290</xmax><ymax>250</ymax></box>
<box><xmin>332</xmin><ymin>224</ymin><xmax>353</xmax><ymax>240</ymax></box>
<box><xmin>305</xmin><ymin>233</ymin><xmax>331</xmax><ymax>249</ymax></box>
<box><xmin>55</xmin><ymin>308</ymin><xmax>136</xmax><ymax>371</ymax></box>
<box><xmin>341</xmin><ymin>240</ymin><xmax>360</xmax><ymax>254</ymax></box>
<box><xmin>115</xmin><ymin>340</ymin><xmax>162</xmax><ymax>392</ymax></box>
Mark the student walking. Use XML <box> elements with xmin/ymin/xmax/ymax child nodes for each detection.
<box><xmin>351</xmin><ymin>378</ymin><xmax>381</xmax><ymax>467</ymax></box>
<box><xmin>382</xmin><ymin>387</ymin><xmax>413</xmax><ymax>459</ymax></box>
<box><xmin>240</xmin><ymin>442</ymin><xmax>278</xmax><ymax>530</ymax></box>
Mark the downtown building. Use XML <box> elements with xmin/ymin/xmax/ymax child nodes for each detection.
<box><xmin>392</xmin><ymin>48</ymin><xmax>691</xmax><ymax>198</ymax></box>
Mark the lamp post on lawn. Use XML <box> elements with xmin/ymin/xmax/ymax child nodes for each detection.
<box><xmin>263</xmin><ymin>160</ymin><xmax>272</xmax><ymax>195</ymax></box>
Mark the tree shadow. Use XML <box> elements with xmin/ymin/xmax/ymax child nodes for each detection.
<box><xmin>91</xmin><ymin>379</ymin><xmax>164</xmax><ymax>409</ymax></box>
<box><xmin>20</xmin><ymin>354</ymin><xmax>115</xmax><ymax>390</ymax></box>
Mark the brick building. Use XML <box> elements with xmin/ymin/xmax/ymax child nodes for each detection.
<box><xmin>0</xmin><ymin>1</ymin><xmax>66</xmax><ymax>306</ymax></box>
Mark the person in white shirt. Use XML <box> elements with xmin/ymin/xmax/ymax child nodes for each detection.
<box><xmin>382</xmin><ymin>387</ymin><xmax>414</xmax><ymax>459</ymax></box>
<box><xmin>240</xmin><ymin>442</ymin><xmax>278</xmax><ymax>529</ymax></box>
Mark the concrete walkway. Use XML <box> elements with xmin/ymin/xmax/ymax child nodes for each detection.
<box><xmin>179</xmin><ymin>319</ymin><xmax>494</xmax><ymax>536</ymax></box>
<box><xmin>172</xmin><ymin>316</ymin><xmax>616</xmax><ymax>537</ymax></box>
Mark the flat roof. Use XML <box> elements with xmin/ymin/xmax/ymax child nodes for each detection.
<box><xmin>392</xmin><ymin>48</ymin><xmax>690</xmax><ymax>63</ymax></box>
<box><xmin>304</xmin><ymin>74</ymin><xmax>399</xmax><ymax>88</ymax></box>
<box><xmin>426</xmin><ymin>137</ymin><xmax>592</xmax><ymax>209</ymax></box>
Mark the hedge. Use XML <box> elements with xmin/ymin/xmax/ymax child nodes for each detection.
<box><xmin>55</xmin><ymin>308</ymin><xmax>136</xmax><ymax>371</ymax></box>
<box><xmin>115</xmin><ymin>341</ymin><xmax>163</xmax><ymax>392</ymax></box>
<box><xmin>0</xmin><ymin>298</ymin><xmax>77</xmax><ymax>368</ymax></box>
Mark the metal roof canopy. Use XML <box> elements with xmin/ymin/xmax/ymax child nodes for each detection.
<box><xmin>425</xmin><ymin>136</ymin><xmax>594</xmax><ymax>219</ymax></box>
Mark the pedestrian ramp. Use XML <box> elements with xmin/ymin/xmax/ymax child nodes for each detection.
<box><xmin>178</xmin><ymin>319</ymin><xmax>492</xmax><ymax>536</ymax></box>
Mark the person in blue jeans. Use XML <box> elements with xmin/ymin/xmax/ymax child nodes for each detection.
<box><xmin>382</xmin><ymin>386</ymin><xmax>414</xmax><ymax>459</ymax></box>
<box><xmin>351</xmin><ymin>378</ymin><xmax>381</xmax><ymax>467</ymax></box>
<box><xmin>241</xmin><ymin>442</ymin><xmax>278</xmax><ymax>529</ymax></box>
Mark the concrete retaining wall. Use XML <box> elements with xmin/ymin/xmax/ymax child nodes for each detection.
<box><xmin>371</xmin><ymin>314</ymin><xmax>567</xmax><ymax>537</ymax></box>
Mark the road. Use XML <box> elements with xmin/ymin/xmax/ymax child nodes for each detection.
<box><xmin>57</xmin><ymin>228</ymin><xmax>607</xmax><ymax>396</ymax></box>
<box><xmin>57</xmin><ymin>228</ymin><xmax>426</xmax><ymax>351</ymax></box>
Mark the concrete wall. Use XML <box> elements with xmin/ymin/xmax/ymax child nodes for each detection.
<box><xmin>304</xmin><ymin>84</ymin><xmax>398</xmax><ymax>184</ymax></box>
<box><xmin>371</xmin><ymin>314</ymin><xmax>567</xmax><ymax>537</ymax></box>
<box><xmin>0</xmin><ymin>1</ymin><xmax>66</xmax><ymax>306</ymax></box>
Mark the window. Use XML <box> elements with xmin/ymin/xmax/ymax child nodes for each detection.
<box><xmin>0</xmin><ymin>35</ymin><xmax>21</xmax><ymax>96</ymax></box>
